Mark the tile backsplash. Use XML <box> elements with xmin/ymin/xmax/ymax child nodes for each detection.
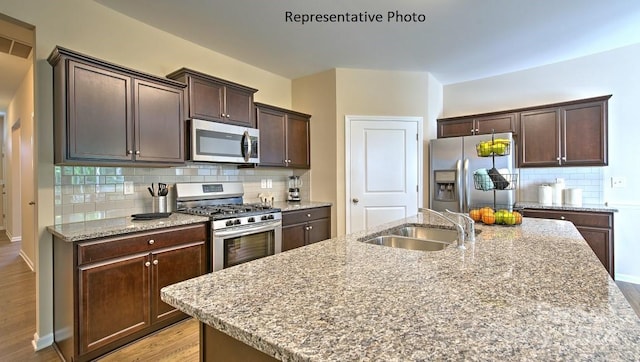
<box><xmin>517</xmin><ymin>167</ymin><xmax>604</xmax><ymax>205</ymax></box>
<box><xmin>54</xmin><ymin>165</ymin><xmax>303</xmax><ymax>224</ymax></box>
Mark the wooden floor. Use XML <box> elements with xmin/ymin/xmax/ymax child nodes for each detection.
<box><xmin>1</xmin><ymin>232</ymin><xmax>639</xmax><ymax>361</ymax></box>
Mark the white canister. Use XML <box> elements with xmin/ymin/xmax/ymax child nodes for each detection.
<box><xmin>564</xmin><ymin>188</ymin><xmax>583</xmax><ymax>207</ymax></box>
<box><xmin>538</xmin><ymin>185</ymin><xmax>553</xmax><ymax>205</ymax></box>
<box><xmin>552</xmin><ymin>181</ymin><xmax>565</xmax><ymax>205</ymax></box>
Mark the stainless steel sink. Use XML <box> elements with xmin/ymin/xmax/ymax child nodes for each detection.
<box><xmin>389</xmin><ymin>226</ymin><xmax>459</xmax><ymax>243</ymax></box>
<box><xmin>362</xmin><ymin>235</ymin><xmax>451</xmax><ymax>252</ymax></box>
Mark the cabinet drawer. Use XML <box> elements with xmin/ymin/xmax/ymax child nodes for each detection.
<box><xmin>522</xmin><ymin>209</ymin><xmax>612</xmax><ymax>228</ymax></box>
<box><xmin>78</xmin><ymin>223</ymin><xmax>207</xmax><ymax>265</ymax></box>
<box><xmin>282</xmin><ymin>206</ymin><xmax>330</xmax><ymax>226</ymax></box>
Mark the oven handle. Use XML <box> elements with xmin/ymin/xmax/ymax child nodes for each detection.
<box><xmin>213</xmin><ymin>221</ymin><xmax>281</xmax><ymax>238</ymax></box>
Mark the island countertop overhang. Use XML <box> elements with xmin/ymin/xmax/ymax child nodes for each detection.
<box><xmin>161</xmin><ymin>215</ymin><xmax>640</xmax><ymax>361</ymax></box>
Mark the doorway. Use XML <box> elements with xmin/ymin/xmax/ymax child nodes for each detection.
<box><xmin>345</xmin><ymin>116</ymin><xmax>423</xmax><ymax>234</ymax></box>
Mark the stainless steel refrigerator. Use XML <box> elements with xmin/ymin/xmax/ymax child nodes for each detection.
<box><xmin>429</xmin><ymin>132</ymin><xmax>515</xmax><ymax>213</ymax></box>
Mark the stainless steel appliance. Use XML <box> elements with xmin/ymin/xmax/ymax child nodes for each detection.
<box><xmin>175</xmin><ymin>182</ymin><xmax>281</xmax><ymax>271</ymax></box>
<box><xmin>287</xmin><ymin>175</ymin><xmax>302</xmax><ymax>202</ymax></box>
<box><xmin>429</xmin><ymin>133</ymin><xmax>515</xmax><ymax>212</ymax></box>
<box><xmin>189</xmin><ymin>119</ymin><xmax>259</xmax><ymax>163</ymax></box>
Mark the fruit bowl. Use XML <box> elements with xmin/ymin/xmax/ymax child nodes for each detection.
<box><xmin>468</xmin><ymin>206</ymin><xmax>523</xmax><ymax>226</ymax></box>
<box><xmin>476</xmin><ymin>139</ymin><xmax>511</xmax><ymax>157</ymax></box>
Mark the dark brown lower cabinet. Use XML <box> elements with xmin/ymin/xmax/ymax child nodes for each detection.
<box><xmin>53</xmin><ymin>223</ymin><xmax>208</xmax><ymax>362</ymax></box>
<box><xmin>522</xmin><ymin>209</ymin><xmax>614</xmax><ymax>277</ymax></box>
<box><xmin>282</xmin><ymin>206</ymin><xmax>331</xmax><ymax>252</ymax></box>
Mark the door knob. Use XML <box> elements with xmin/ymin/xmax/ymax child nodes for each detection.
<box><xmin>352</xmin><ymin>198</ymin><xmax>359</xmax><ymax>204</ymax></box>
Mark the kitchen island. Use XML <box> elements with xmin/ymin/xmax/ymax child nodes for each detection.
<box><xmin>161</xmin><ymin>213</ymin><xmax>640</xmax><ymax>361</ymax></box>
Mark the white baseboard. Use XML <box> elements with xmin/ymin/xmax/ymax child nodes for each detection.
<box><xmin>19</xmin><ymin>250</ymin><xmax>35</xmax><ymax>271</ymax></box>
<box><xmin>5</xmin><ymin>229</ymin><xmax>21</xmax><ymax>242</ymax></box>
<box><xmin>615</xmin><ymin>273</ymin><xmax>640</xmax><ymax>285</ymax></box>
<box><xmin>32</xmin><ymin>332</ymin><xmax>54</xmax><ymax>351</ymax></box>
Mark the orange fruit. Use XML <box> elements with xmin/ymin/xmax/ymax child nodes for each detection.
<box><xmin>513</xmin><ymin>211</ymin><xmax>523</xmax><ymax>225</ymax></box>
<box><xmin>481</xmin><ymin>213</ymin><xmax>496</xmax><ymax>225</ymax></box>
<box><xmin>479</xmin><ymin>207</ymin><xmax>494</xmax><ymax>218</ymax></box>
<box><xmin>469</xmin><ymin>209</ymin><xmax>481</xmax><ymax>221</ymax></box>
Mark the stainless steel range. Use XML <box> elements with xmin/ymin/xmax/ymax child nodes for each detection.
<box><xmin>175</xmin><ymin>182</ymin><xmax>282</xmax><ymax>271</ymax></box>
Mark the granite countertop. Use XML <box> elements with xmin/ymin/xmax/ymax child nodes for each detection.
<box><xmin>273</xmin><ymin>201</ymin><xmax>333</xmax><ymax>212</ymax></box>
<box><xmin>516</xmin><ymin>201</ymin><xmax>618</xmax><ymax>213</ymax></box>
<box><xmin>161</xmin><ymin>214</ymin><xmax>640</xmax><ymax>361</ymax></box>
<box><xmin>47</xmin><ymin>213</ymin><xmax>210</xmax><ymax>242</ymax></box>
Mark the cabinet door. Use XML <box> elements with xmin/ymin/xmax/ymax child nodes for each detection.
<box><xmin>561</xmin><ymin>101</ymin><xmax>608</xmax><ymax>166</ymax></box>
<box><xmin>224</xmin><ymin>86</ymin><xmax>254</xmax><ymax>127</ymax></box>
<box><xmin>257</xmin><ymin>106</ymin><xmax>287</xmax><ymax>166</ymax></box>
<box><xmin>189</xmin><ymin>77</ymin><xmax>224</xmax><ymax>121</ymax></box>
<box><xmin>151</xmin><ymin>241</ymin><xmax>207</xmax><ymax>323</ymax></box>
<box><xmin>282</xmin><ymin>224</ymin><xmax>306</xmax><ymax>251</ymax></box>
<box><xmin>576</xmin><ymin>226</ymin><xmax>613</xmax><ymax>276</ymax></box>
<box><xmin>437</xmin><ymin>118</ymin><xmax>474</xmax><ymax>138</ymax></box>
<box><xmin>475</xmin><ymin>113</ymin><xmax>517</xmax><ymax>135</ymax></box>
<box><xmin>286</xmin><ymin>113</ymin><xmax>311</xmax><ymax>169</ymax></box>
<box><xmin>78</xmin><ymin>253</ymin><xmax>150</xmax><ymax>355</ymax></box>
<box><xmin>518</xmin><ymin>108</ymin><xmax>561</xmax><ymax>167</ymax></box>
<box><xmin>134</xmin><ymin>79</ymin><xmax>184</xmax><ymax>164</ymax></box>
<box><xmin>67</xmin><ymin>60</ymin><xmax>132</xmax><ymax>162</ymax></box>
<box><xmin>306</xmin><ymin>218</ymin><xmax>331</xmax><ymax>244</ymax></box>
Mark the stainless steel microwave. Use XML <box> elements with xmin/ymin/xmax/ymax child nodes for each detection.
<box><xmin>190</xmin><ymin>119</ymin><xmax>259</xmax><ymax>163</ymax></box>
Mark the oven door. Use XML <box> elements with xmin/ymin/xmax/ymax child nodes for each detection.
<box><xmin>212</xmin><ymin>221</ymin><xmax>282</xmax><ymax>271</ymax></box>
<box><xmin>190</xmin><ymin>119</ymin><xmax>259</xmax><ymax>163</ymax></box>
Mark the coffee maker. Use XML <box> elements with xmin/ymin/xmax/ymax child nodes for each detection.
<box><xmin>288</xmin><ymin>176</ymin><xmax>302</xmax><ymax>202</ymax></box>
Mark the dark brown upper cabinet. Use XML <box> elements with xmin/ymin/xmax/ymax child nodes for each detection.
<box><xmin>255</xmin><ymin>103</ymin><xmax>311</xmax><ymax>168</ymax></box>
<box><xmin>48</xmin><ymin>46</ymin><xmax>186</xmax><ymax>166</ymax></box>
<box><xmin>519</xmin><ymin>96</ymin><xmax>610</xmax><ymax>167</ymax></box>
<box><xmin>437</xmin><ymin>113</ymin><xmax>517</xmax><ymax>138</ymax></box>
<box><xmin>166</xmin><ymin>68</ymin><xmax>257</xmax><ymax>128</ymax></box>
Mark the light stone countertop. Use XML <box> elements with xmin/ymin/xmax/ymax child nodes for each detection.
<box><xmin>47</xmin><ymin>213</ymin><xmax>210</xmax><ymax>242</ymax></box>
<box><xmin>516</xmin><ymin>201</ymin><xmax>618</xmax><ymax>213</ymax></box>
<box><xmin>274</xmin><ymin>201</ymin><xmax>332</xmax><ymax>212</ymax></box>
<box><xmin>161</xmin><ymin>214</ymin><xmax>640</xmax><ymax>361</ymax></box>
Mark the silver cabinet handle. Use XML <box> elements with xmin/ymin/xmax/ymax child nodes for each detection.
<box><xmin>135</xmin><ymin>150</ymin><xmax>140</xmax><ymax>155</ymax></box>
<box><xmin>308</xmin><ymin>225</ymin><xmax>313</xmax><ymax>230</ymax></box>
<box><xmin>148</xmin><ymin>239</ymin><xmax>155</xmax><ymax>245</ymax></box>
<box><xmin>153</xmin><ymin>259</ymin><xmax>158</xmax><ymax>265</ymax></box>
<box><xmin>561</xmin><ymin>156</ymin><xmax>567</xmax><ymax>161</ymax></box>
<box><xmin>560</xmin><ymin>216</ymin><xmax>566</xmax><ymax>220</ymax></box>
<box><xmin>127</xmin><ymin>150</ymin><xmax>134</xmax><ymax>155</ymax></box>
<box><xmin>556</xmin><ymin>157</ymin><xmax>561</xmax><ymax>165</ymax></box>
<box><xmin>307</xmin><ymin>213</ymin><xmax>311</xmax><ymax>218</ymax></box>
<box><xmin>145</xmin><ymin>261</ymin><xmax>151</xmax><ymax>267</ymax></box>
<box><xmin>470</xmin><ymin>129</ymin><xmax>475</xmax><ymax>134</ymax></box>
<box><xmin>352</xmin><ymin>198</ymin><xmax>359</xmax><ymax>204</ymax></box>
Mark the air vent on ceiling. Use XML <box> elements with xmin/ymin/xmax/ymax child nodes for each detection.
<box><xmin>0</xmin><ymin>35</ymin><xmax>32</xmax><ymax>59</ymax></box>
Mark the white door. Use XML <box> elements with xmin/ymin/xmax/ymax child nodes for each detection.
<box><xmin>346</xmin><ymin>116</ymin><xmax>422</xmax><ymax>234</ymax></box>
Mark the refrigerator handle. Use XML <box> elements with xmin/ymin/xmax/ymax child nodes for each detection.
<box><xmin>464</xmin><ymin>158</ymin><xmax>470</xmax><ymax>212</ymax></box>
<box><xmin>456</xmin><ymin>159</ymin><xmax>463</xmax><ymax>212</ymax></box>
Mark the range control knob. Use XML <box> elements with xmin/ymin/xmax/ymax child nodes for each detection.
<box><xmin>267</xmin><ymin>214</ymin><xmax>274</xmax><ymax>220</ymax></box>
<box><xmin>234</xmin><ymin>219</ymin><xmax>241</xmax><ymax>225</ymax></box>
<box><xmin>261</xmin><ymin>215</ymin><xmax>268</xmax><ymax>221</ymax></box>
<box><xmin>248</xmin><ymin>217</ymin><xmax>255</xmax><ymax>223</ymax></box>
<box><xmin>225</xmin><ymin>220</ymin><xmax>234</xmax><ymax>227</ymax></box>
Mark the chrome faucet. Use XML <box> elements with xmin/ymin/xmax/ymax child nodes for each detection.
<box><xmin>444</xmin><ymin>210</ymin><xmax>475</xmax><ymax>243</ymax></box>
<box><xmin>419</xmin><ymin>208</ymin><xmax>466</xmax><ymax>250</ymax></box>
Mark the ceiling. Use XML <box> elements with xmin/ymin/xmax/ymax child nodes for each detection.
<box><xmin>2</xmin><ymin>1</ymin><xmax>640</xmax><ymax>112</ymax></box>
<box><xmin>0</xmin><ymin>14</ymin><xmax>33</xmax><ymax>113</ymax></box>
<box><xmin>95</xmin><ymin>0</ymin><xmax>640</xmax><ymax>84</ymax></box>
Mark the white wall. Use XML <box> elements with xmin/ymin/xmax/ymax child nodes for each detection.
<box><xmin>443</xmin><ymin>43</ymin><xmax>640</xmax><ymax>283</ymax></box>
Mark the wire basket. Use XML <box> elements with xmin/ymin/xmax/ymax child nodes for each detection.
<box><xmin>476</xmin><ymin>140</ymin><xmax>511</xmax><ymax>157</ymax></box>
<box><xmin>473</xmin><ymin>171</ymin><xmax>517</xmax><ymax>191</ymax></box>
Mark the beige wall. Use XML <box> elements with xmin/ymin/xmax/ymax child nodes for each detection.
<box><xmin>292</xmin><ymin>70</ymin><xmax>338</xmax><ymax>236</ymax></box>
<box><xmin>1</xmin><ymin>0</ymin><xmax>292</xmax><ymax>348</ymax></box>
<box><xmin>5</xmin><ymin>65</ymin><xmax>34</xmax><ymax>267</ymax></box>
<box><xmin>443</xmin><ymin>42</ymin><xmax>640</xmax><ymax>283</ymax></box>
<box><xmin>294</xmin><ymin>68</ymin><xmax>436</xmax><ymax>236</ymax></box>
